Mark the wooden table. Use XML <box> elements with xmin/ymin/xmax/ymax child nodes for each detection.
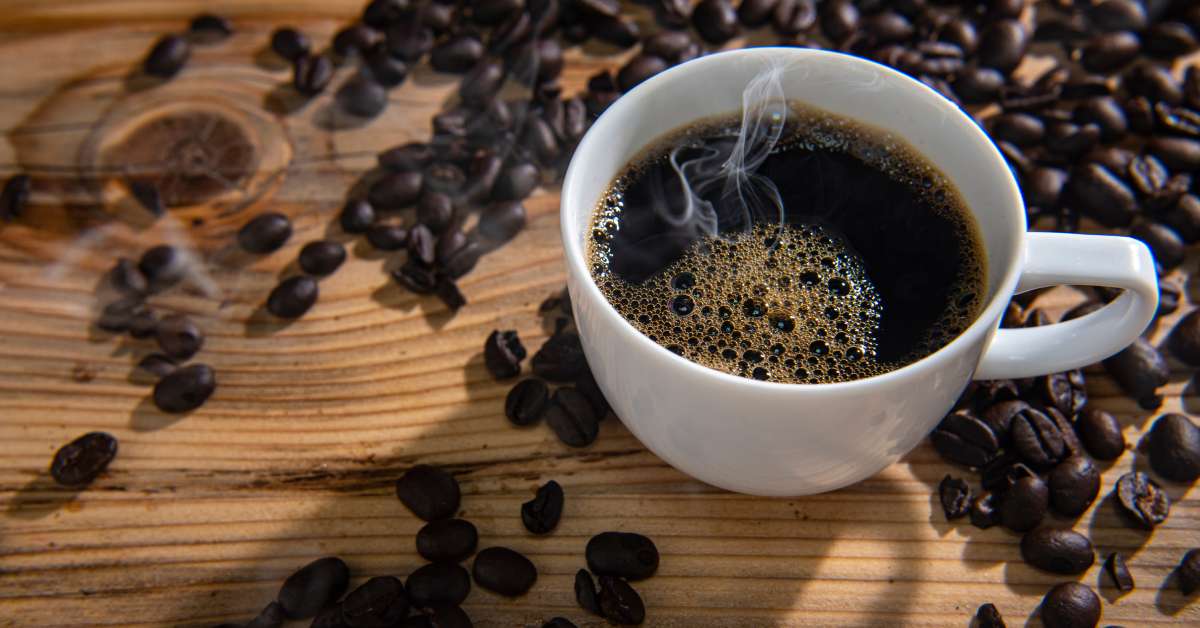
<box><xmin>0</xmin><ymin>2</ymin><xmax>1196</xmax><ymax>626</ymax></box>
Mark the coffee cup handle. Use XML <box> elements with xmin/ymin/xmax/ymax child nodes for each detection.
<box><xmin>973</xmin><ymin>231</ymin><xmax>1159</xmax><ymax>380</ymax></box>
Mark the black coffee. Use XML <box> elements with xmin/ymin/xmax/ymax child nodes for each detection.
<box><xmin>588</xmin><ymin>103</ymin><xmax>986</xmax><ymax>384</ymax></box>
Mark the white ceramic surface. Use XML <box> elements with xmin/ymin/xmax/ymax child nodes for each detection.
<box><xmin>559</xmin><ymin>47</ymin><xmax>1159</xmax><ymax>496</ymax></box>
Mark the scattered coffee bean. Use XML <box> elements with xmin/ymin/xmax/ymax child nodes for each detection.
<box><xmin>1147</xmin><ymin>136</ymin><xmax>1200</xmax><ymax>172</ymax></box>
<box><xmin>1146</xmin><ymin>413</ymin><xmax>1200</xmax><ymax>483</ymax></box>
<box><xmin>532</xmin><ymin>331</ymin><xmax>586</xmax><ymax>381</ymax></box>
<box><xmin>1</xmin><ymin>173</ymin><xmax>30</xmax><ymax>221</ymax></box>
<box><xmin>238</xmin><ymin>213</ymin><xmax>292</xmax><ymax>254</ymax></box>
<box><xmin>1066</xmin><ymin>163</ymin><xmax>1137</xmax><ymax>227</ymax></box>
<box><xmin>393</xmin><ymin>260</ymin><xmax>438</xmax><ymax>294</ymax></box>
<box><xmin>459</xmin><ymin>57</ymin><xmax>506</xmax><ymax>104</ymax></box>
<box><xmin>50</xmin><ymin>432</ymin><xmax>118</xmax><ymax>487</ymax></box>
<box><xmin>819</xmin><ymin>0</ymin><xmax>858</xmax><ymax>43</ymax></box>
<box><xmin>293</xmin><ymin>54</ymin><xmax>333</xmax><ymax>95</ymax></box>
<box><xmin>143</xmin><ymin>35</ymin><xmax>190</xmax><ymax>78</ymax></box>
<box><xmin>1045</xmin><ymin>406</ymin><xmax>1083</xmax><ymax>460</ymax></box>
<box><xmin>97</xmin><ymin>297</ymin><xmax>145</xmax><ymax>333</ymax></box>
<box><xmin>1104</xmin><ymin>552</ymin><xmax>1134</xmax><ymax>592</ymax></box>
<box><xmin>506</xmin><ymin>378</ymin><xmax>549</xmax><ymax>426</ymax></box>
<box><xmin>340</xmin><ymin>576</ymin><xmax>409</xmax><ymax>626</ymax></box>
<box><xmin>590</xmin><ymin>15</ymin><xmax>641</xmax><ymax>48</ymax></box>
<box><xmin>542</xmin><ymin>618</ymin><xmax>577</xmax><ymax>628</ymax></box>
<box><xmin>974</xmin><ymin>603</ymin><xmax>1005</xmax><ymax>628</ymax></box>
<box><xmin>365</xmin><ymin>45</ymin><xmax>409</xmax><ymax>86</ymax></box>
<box><xmin>1049</xmin><ymin>456</ymin><xmax>1099</xmax><ymax>517</ymax></box>
<box><xmin>981</xmin><ymin>399</ymin><xmax>1032</xmax><ymax>445</ymax></box>
<box><xmin>1040</xmin><ymin>370</ymin><xmax>1086</xmax><ymax>417</ymax></box>
<box><xmin>492</xmin><ymin>162</ymin><xmax>539</xmax><ymax>201</ymax></box>
<box><xmin>1176</xmin><ymin>549</ymin><xmax>1200</xmax><ymax>595</ymax></box>
<box><xmin>189</xmin><ymin>13</ymin><xmax>233</xmax><ymax>42</ymax></box>
<box><xmin>245</xmin><ymin>601</ymin><xmax>285</xmax><ymax>628</ymax></box>
<box><xmin>417</xmin><ymin>192</ymin><xmax>454</xmax><ymax>235</ymax></box>
<box><xmin>379</xmin><ymin>142</ymin><xmax>433</xmax><ymax>173</ymax></box>
<box><xmin>271</xmin><ymin>27</ymin><xmax>310</xmax><ymax>61</ymax></box>
<box><xmin>1089</xmin><ymin>0</ymin><xmax>1146</xmax><ymax>33</ymax></box>
<box><xmin>431</xmin><ymin>34</ymin><xmax>484</xmax><ymax>73</ymax></box>
<box><xmin>992</xmin><ymin>113</ymin><xmax>1045</xmax><ymax>147</ymax></box>
<box><xmin>1130</xmin><ymin>222</ymin><xmax>1184</xmax><ymax>270</ymax></box>
<box><xmin>108</xmin><ymin>258</ymin><xmax>147</xmax><ymax>295</ymax></box>
<box><xmin>1081</xmin><ymin>31</ymin><xmax>1140</xmax><ymax>73</ymax></box>
<box><xmin>153</xmin><ymin>363</ymin><xmax>215</xmax><ymax>413</ymax></box>
<box><xmin>970</xmin><ymin>491</ymin><xmax>1000</xmax><ymax>529</ymax></box>
<box><xmin>692</xmin><ymin>0</ymin><xmax>739</xmax><ymax>44</ymax></box>
<box><xmin>139</xmin><ymin>245</ymin><xmax>185</xmax><ymax>291</ymax></box>
<box><xmin>1021</xmin><ymin>528</ymin><xmax>1095</xmax><ymax>575</ymax></box>
<box><xmin>267</xmin><ymin>276</ymin><xmax>318</xmax><ymax>319</ymax></box>
<box><xmin>863</xmin><ymin>11</ymin><xmax>913</xmax><ymax>44</ymax></box>
<box><xmin>1001</xmin><ymin>471</ymin><xmax>1048</xmax><ymax>532</ymax></box>
<box><xmin>299</xmin><ymin>241</ymin><xmax>346</xmax><ymax>276</ymax></box>
<box><xmin>484</xmin><ymin>330</ymin><xmax>526</xmax><ymax>379</ymax></box>
<box><xmin>978</xmin><ymin>19</ymin><xmax>1027</xmax><ymax>74</ymax></box>
<box><xmin>955</xmin><ymin>67</ymin><xmax>1005</xmax><ymax>103</ymax></box>
<box><xmin>597</xmin><ymin>575</ymin><xmax>645</xmax><ymax>625</ymax></box>
<box><xmin>1102</xmin><ymin>338</ymin><xmax>1168</xmax><ymax>409</ymax></box>
<box><xmin>369</xmin><ymin>171</ymin><xmax>423</xmax><ymax>209</ymax></box>
<box><xmin>939</xmin><ymin>474</ymin><xmax>971</xmax><ymax>520</ymax></box>
<box><xmin>522</xmin><ymin>479</ymin><xmax>564</xmax><ymax>534</ymax></box>
<box><xmin>155</xmin><ymin>314</ymin><xmax>203</xmax><ymax>361</ymax></box>
<box><xmin>366</xmin><ymin>223</ymin><xmax>409</xmax><ymax>250</ymax></box>
<box><xmin>478</xmin><ymin>201</ymin><xmax>527</xmax><ymax>243</ymax></box>
<box><xmin>1168</xmin><ymin>310</ymin><xmax>1200</xmax><ymax>366</ymax></box>
<box><xmin>339</xmin><ymin>199</ymin><xmax>375</xmax><ymax>234</ymax></box>
<box><xmin>333</xmin><ymin>24</ymin><xmax>380</xmax><ymax>58</ymax></box>
<box><xmin>575</xmin><ymin>568</ymin><xmax>600</xmax><ymax>615</ymax></box>
<box><xmin>1114</xmin><ymin>471</ymin><xmax>1169</xmax><ymax>529</ymax></box>
<box><xmin>545</xmin><ymin>387</ymin><xmax>600</xmax><ymax>447</ymax></box>
<box><xmin>1010</xmin><ymin>406</ymin><xmax>1066</xmax><ymax>469</ymax></box>
<box><xmin>127</xmin><ymin>309</ymin><xmax>157</xmax><ymax>338</ymax></box>
<box><xmin>1041</xmin><ymin>582</ymin><xmax>1100</xmax><ymax>628</ymax></box>
<box><xmin>128</xmin><ymin>180</ymin><xmax>164</xmax><ymax>216</ymax></box>
<box><xmin>407</xmin><ymin>224</ymin><xmax>437</xmax><ymax>266</ymax></box>
<box><xmin>336</xmin><ymin>75</ymin><xmax>388</xmax><ymax>118</ymax></box>
<box><xmin>416</xmin><ymin>518</ymin><xmax>478</xmax><ymax>563</ymax></box>
<box><xmin>618</xmin><ymin>54</ymin><xmax>669</xmax><ymax>93</ymax></box>
<box><xmin>472</xmin><ymin>546</ymin><xmax>537</xmax><ymax>597</ymax></box>
<box><xmin>278</xmin><ymin>557</ymin><xmax>350</xmax><ymax>619</ymax></box>
<box><xmin>586</xmin><ymin>531</ymin><xmax>659</xmax><ymax>581</ymax></box>
<box><xmin>406</xmin><ymin>562</ymin><xmax>471</xmax><ymax>607</ymax></box>
<box><xmin>435</xmin><ymin>277</ymin><xmax>466</xmax><ymax>311</ymax></box>
<box><xmin>396</xmin><ymin>464</ymin><xmax>460</xmax><ymax>521</ymax></box>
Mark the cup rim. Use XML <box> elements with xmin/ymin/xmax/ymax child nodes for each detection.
<box><xmin>560</xmin><ymin>47</ymin><xmax>1027</xmax><ymax>391</ymax></box>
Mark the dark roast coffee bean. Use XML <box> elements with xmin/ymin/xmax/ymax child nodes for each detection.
<box><xmin>1067</xmin><ymin>163</ymin><xmax>1136</xmax><ymax>227</ymax></box>
<box><xmin>1040</xmin><ymin>370</ymin><xmax>1086</xmax><ymax>417</ymax></box>
<box><xmin>407</xmin><ymin>224</ymin><xmax>436</xmax><ymax>266</ymax></box>
<box><xmin>1089</xmin><ymin>0</ymin><xmax>1145</xmax><ymax>33</ymax></box>
<box><xmin>511</xmin><ymin>39</ymin><xmax>563</xmax><ymax>85</ymax></box>
<box><xmin>464</xmin><ymin>151</ymin><xmax>504</xmax><ymax>203</ymax></box>
<box><xmin>333</xmin><ymin>24</ymin><xmax>380</xmax><ymax>58</ymax></box>
<box><xmin>406</xmin><ymin>562</ymin><xmax>470</xmax><ymax>607</ymax></box>
<box><xmin>478</xmin><ymin>201</ymin><xmax>526</xmax><ymax>244</ymax></box>
<box><xmin>1147</xmin><ymin>136</ymin><xmax>1200</xmax><ymax>172</ymax></box>
<box><xmin>1168</xmin><ymin>310</ymin><xmax>1200</xmax><ymax>366</ymax></box>
<box><xmin>1073</xmin><ymin>97</ymin><xmax>1127</xmax><ymax>142</ymax></box>
<box><xmin>1021</xmin><ymin>527</ymin><xmax>1095</xmax><ymax>575</ymax></box>
<box><xmin>379</xmin><ymin>142</ymin><xmax>433</xmax><ymax>173</ymax></box>
<box><xmin>473</xmin><ymin>0</ymin><xmax>523</xmax><ymax>24</ymax></box>
<box><xmin>278</xmin><ymin>557</ymin><xmax>350</xmax><ymax>619</ymax></box>
<box><xmin>1049</xmin><ymin>456</ymin><xmax>1100</xmax><ymax>517</ymax></box>
<box><xmin>1104</xmin><ymin>552</ymin><xmax>1134</xmax><ymax>592</ymax></box>
<box><xmin>492</xmin><ymin>163</ymin><xmax>539</xmax><ymax>201</ymax></box>
<box><xmin>974</xmin><ymin>603</ymin><xmax>1005</xmax><ymax>628</ymax></box>
<box><xmin>143</xmin><ymin>35</ymin><xmax>190</xmax><ymax>78</ymax></box>
<box><xmin>618</xmin><ymin>54</ymin><xmax>669</xmax><ymax>93</ymax></box>
<box><xmin>138</xmin><ymin>245</ymin><xmax>186</xmax><ymax>291</ymax></box>
<box><xmin>589</xmin><ymin>15</ymin><xmax>641</xmax><ymax>48</ymax></box>
<box><xmin>369</xmin><ymin>172</ymin><xmax>422</xmax><ymax>209</ymax></box>
<box><xmin>129</xmin><ymin>310</ymin><xmax>159</xmax><ymax>338</ymax></box>
<box><xmin>396</xmin><ymin>464</ymin><xmax>460</xmax><ymax>521</ymax></box>
<box><xmin>1127</xmin><ymin>154</ymin><xmax>1168</xmax><ymax>196</ymax></box>
<box><xmin>245</xmin><ymin>601</ymin><xmax>284</xmax><ymax>628</ymax></box>
<box><xmin>339</xmin><ymin>199</ymin><xmax>375</xmax><ymax>234</ymax></box>
<box><xmin>267</xmin><ymin>276</ymin><xmax>318</xmax><ymax>319</ymax></box>
<box><xmin>414</xmin><ymin>193</ymin><xmax>453</xmax><ymax>236</ymax></box>
<box><xmin>293</xmin><ymin>54</ymin><xmax>333</xmax><ymax>95</ymax></box>
<box><xmin>1130</xmin><ymin>222</ymin><xmax>1184</xmax><ymax>270</ymax></box>
<box><xmin>239</xmin><ymin>213</ymin><xmax>292</xmax><ymax>254</ymax></box>
<box><xmin>970</xmin><ymin>491</ymin><xmax>1000</xmax><ymax>529</ymax></box>
<box><xmin>137</xmin><ymin>354</ymin><xmax>176</xmax><ymax>378</ymax></box>
<box><xmin>930</xmin><ymin>410</ymin><xmax>1000</xmax><ymax>467</ymax></box>
<box><xmin>1122</xmin><ymin>95</ymin><xmax>1156</xmax><ymax>134</ymax></box>
<box><xmin>336</xmin><ymin>75</ymin><xmax>387</xmax><ymax>118</ymax></box>
<box><xmin>1045</xmin><ymin>122</ymin><xmax>1101</xmax><ymax>158</ymax></box>
<box><xmin>155</xmin><ymin>315</ymin><xmax>203</xmax><ymax>360</ymax></box>
<box><xmin>362</xmin><ymin>0</ymin><xmax>406</xmax><ymax>27</ymax></box>
<box><xmin>108</xmin><ymin>258</ymin><xmax>148</xmax><ymax>295</ymax></box>
<box><xmin>1176</xmin><ymin>549</ymin><xmax>1200</xmax><ymax>595</ymax></box>
<box><xmin>393</xmin><ymin>260</ymin><xmax>438</xmax><ymax>294</ymax></box>
<box><xmin>1001</xmin><ymin>473</ymin><xmax>1048</xmax><ymax>532</ymax></box>
<box><xmin>1102</xmin><ymin>338</ymin><xmax>1168</xmax><ymax>409</ymax></box>
<box><xmin>271</xmin><ymin>28</ymin><xmax>310</xmax><ymax>61</ymax></box>
<box><xmin>1146</xmin><ymin>413</ymin><xmax>1200</xmax><ymax>483</ymax></box>
<box><xmin>1044</xmin><ymin>407</ymin><xmax>1083</xmax><ymax>460</ymax></box>
<box><xmin>50</xmin><ymin>432</ymin><xmax>117</xmax><ymax>487</ymax></box>
<box><xmin>189</xmin><ymin>13</ymin><xmax>233</xmax><ymax>42</ymax></box>
<box><xmin>506</xmin><ymin>379</ymin><xmax>549</xmax><ymax>426</ymax></box>
<box><xmin>437</xmin><ymin>276</ymin><xmax>466</xmax><ymax>312</ymax></box>
<box><xmin>386</xmin><ymin>21</ymin><xmax>434</xmax><ymax>63</ymax></box>
<box><xmin>1</xmin><ymin>173</ymin><xmax>30</xmax><ymax>221</ymax></box>
<box><xmin>1158</xmin><ymin>280</ymin><xmax>1182</xmax><ymax>317</ymax></box>
<box><xmin>1011</xmin><ymin>407</ymin><xmax>1066</xmax><ymax>469</ymax></box>
<box><xmin>522</xmin><ymin>479</ymin><xmax>564</xmax><ymax>534</ymax></box>
<box><xmin>97</xmin><ymin>297</ymin><xmax>144</xmax><ymax>333</ymax></box>
<box><xmin>1081</xmin><ymin>32</ymin><xmax>1140</xmax><ymax>73</ymax></box>
<box><xmin>532</xmin><ymin>331</ymin><xmax>585</xmax><ymax>381</ymax></box>
<box><xmin>298</xmin><ymin>241</ymin><xmax>345</xmax><ymax>276</ymax></box>
<box><xmin>1114</xmin><ymin>471</ymin><xmax>1169</xmax><ymax>529</ymax></box>
<box><xmin>545</xmin><ymin>387</ymin><xmax>600</xmax><ymax>447</ymax></box>
<box><xmin>341</xmin><ymin>576</ymin><xmax>409</xmax><ymax>626</ymax></box>
<box><xmin>1164</xmin><ymin>194</ymin><xmax>1200</xmax><ymax>242</ymax></box>
<box><xmin>575</xmin><ymin>568</ymin><xmax>600</xmax><ymax>614</ymax></box>
<box><xmin>586</xmin><ymin>532</ymin><xmax>659</xmax><ymax>580</ymax></box>
<box><xmin>819</xmin><ymin>0</ymin><xmax>859</xmax><ymax>43</ymax></box>
<box><xmin>431</xmin><ymin>35</ymin><xmax>484</xmax><ymax>73</ymax></box>
<box><xmin>472</xmin><ymin>546</ymin><xmax>537</xmax><ymax>596</ymax></box>
<box><xmin>978</xmin><ymin>20</ymin><xmax>1027</xmax><ymax>74</ymax></box>
<box><xmin>153</xmin><ymin>363</ymin><xmax>215</xmax><ymax>413</ymax></box>
<box><xmin>955</xmin><ymin>67</ymin><xmax>1005</xmax><ymax>103</ymax></box>
<box><xmin>991</xmin><ymin>113</ymin><xmax>1044</xmax><ymax>147</ymax></box>
<box><xmin>938</xmin><ymin>474</ymin><xmax>971</xmax><ymax>520</ymax></box>
<box><xmin>1075</xmin><ymin>407</ymin><xmax>1124</xmax><ymax>460</ymax></box>
<box><xmin>364</xmin><ymin>219</ymin><xmax>411</xmax><ymax>249</ymax></box>
<box><xmin>309</xmin><ymin>605</ymin><xmax>345</xmax><ymax>628</ymax></box>
<box><xmin>542</xmin><ymin>618</ymin><xmax>576</xmax><ymax>628</ymax></box>
<box><xmin>862</xmin><ymin>11</ymin><xmax>912</xmax><ymax>43</ymax></box>
<box><xmin>364</xmin><ymin>45</ymin><xmax>408</xmax><ymax>87</ymax></box>
<box><xmin>459</xmin><ymin>57</ymin><xmax>506</xmax><ymax>105</ymax></box>
<box><xmin>520</xmin><ymin>117</ymin><xmax>559</xmax><ymax>163</ymax></box>
<box><xmin>597</xmin><ymin>576</ymin><xmax>645</xmax><ymax>625</ymax></box>
<box><xmin>770</xmin><ymin>0</ymin><xmax>815</xmax><ymax>36</ymax></box>
<box><xmin>1040</xmin><ymin>582</ymin><xmax>1100</xmax><ymax>628</ymax></box>
<box><xmin>128</xmin><ymin>180</ymin><xmax>163</xmax><ymax>216</ymax></box>
<box><xmin>1144</xmin><ymin>22</ymin><xmax>1198</xmax><ymax>58</ymax></box>
<box><xmin>737</xmin><ymin>0</ymin><xmax>777</xmax><ymax>27</ymax></box>
<box><xmin>435</xmin><ymin>229</ymin><xmax>468</xmax><ymax>267</ymax></box>
<box><xmin>416</xmin><ymin>518</ymin><xmax>478</xmax><ymax>563</ymax></box>
<box><xmin>485</xmin><ymin>330</ymin><xmax>526</xmax><ymax>379</ymax></box>
<box><xmin>1125</xmin><ymin>64</ymin><xmax>1183</xmax><ymax>105</ymax></box>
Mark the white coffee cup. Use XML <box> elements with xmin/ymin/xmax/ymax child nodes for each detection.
<box><xmin>559</xmin><ymin>47</ymin><xmax>1158</xmax><ymax>496</ymax></box>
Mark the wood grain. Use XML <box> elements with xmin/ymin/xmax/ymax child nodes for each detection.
<box><xmin>0</xmin><ymin>2</ymin><xmax>1197</xmax><ymax>626</ymax></box>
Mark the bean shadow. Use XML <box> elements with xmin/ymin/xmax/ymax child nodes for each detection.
<box><xmin>1154</xmin><ymin>569</ymin><xmax>1193</xmax><ymax>616</ymax></box>
<box><xmin>252</xmin><ymin>46</ymin><xmax>290</xmax><ymax>72</ymax></box>
<box><xmin>262</xmin><ymin>83</ymin><xmax>312</xmax><ymax>116</ymax></box>
<box><xmin>4</xmin><ymin>475</ymin><xmax>82</xmax><ymax>521</ymax></box>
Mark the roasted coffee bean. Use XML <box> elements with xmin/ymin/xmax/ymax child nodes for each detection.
<box><xmin>50</xmin><ymin>432</ymin><xmax>118</xmax><ymax>487</ymax></box>
<box><xmin>974</xmin><ymin>603</ymin><xmax>1005</xmax><ymax>628</ymax></box>
<box><xmin>1176</xmin><ymin>549</ymin><xmax>1200</xmax><ymax>595</ymax></box>
<box><xmin>955</xmin><ymin>67</ymin><xmax>1005</xmax><ymax>104</ymax></box>
<box><xmin>387</xmin><ymin>21</ymin><xmax>434</xmax><ymax>63</ymax></box>
<box><xmin>1075</xmin><ymin>407</ymin><xmax>1124</xmax><ymax>460</ymax></box>
<box><xmin>1037</xmin><ymin>15</ymin><xmax>1088</xmax><ymax>43</ymax></box>
<box><xmin>1114</xmin><ymin>471</ymin><xmax>1169</xmax><ymax>529</ymax></box>
<box><xmin>484</xmin><ymin>330</ymin><xmax>526</xmax><ymax>379</ymax></box>
<box><xmin>532</xmin><ymin>331</ymin><xmax>585</xmax><ymax>381</ymax></box>
<box><xmin>1104</xmin><ymin>552</ymin><xmax>1134</xmax><ymax>592</ymax></box>
<box><xmin>589</xmin><ymin>14</ymin><xmax>641</xmax><ymax>48</ymax></box>
<box><xmin>396</xmin><ymin>464</ymin><xmax>460</xmax><ymax>522</ymax></box>
<box><xmin>522</xmin><ymin>479</ymin><xmax>564</xmax><ymax>534</ymax></box>
<box><xmin>586</xmin><ymin>531</ymin><xmax>658</xmax><ymax>580</ymax></box>
<box><xmin>137</xmin><ymin>353</ymin><xmax>176</xmax><ymax>378</ymax></box>
<box><xmin>1045</xmin><ymin>122</ymin><xmax>1100</xmax><ymax>158</ymax></box>
<box><xmin>362</xmin><ymin>0</ymin><xmax>406</xmax><ymax>27</ymax></box>
<box><xmin>153</xmin><ymin>363</ymin><xmax>215</xmax><ymax>413</ymax></box>
<box><xmin>131</xmin><ymin>310</ymin><xmax>160</xmax><ymax>339</ymax></box>
<box><xmin>492</xmin><ymin>162</ymin><xmax>539</xmax><ymax>202</ymax></box>
<box><xmin>506</xmin><ymin>379</ymin><xmax>549</xmax><ymax>426</ymax></box>
<box><xmin>293</xmin><ymin>54</ymin><xmax>333</xmax><ymax>95</ymax></box>
<box><xmin>1146</xmin><ymin>413</ymin><xmax>1200</xmax><ymax>483</ymax></box>
<box><xmin>136</xmin><ymin>245</ymin><xmax>185</xmax><ymax>292</ymax></box>
<box><xmin>1049</xmin><ymin>456</ymin><xmax>1100</xmax><ymax>517</ymax></box>
<box><xmin>1128</xmin><ymin>154</ymin><xmax>1168</xmax><ymax>196</ymax></box>
<box><xmin>1089</xmin><ymin>0</ymin><xmax>1145</xmax><ymax>33</ymax></box>
<box><xmin>238</xmin><ymin>213</ymin><xmax>292</xmax><ymax>254</ymax></box>
<box><xmin>473</xmin><ymin>0</ymin><xmax>524</xmax><ymax>24</ymax></box>
<box><xmin>1158</xmin><ymin>280</ymin><xmax>1182</xmax><ymax>317</ymax></box>
<box><xmin>521</xmin><ymin>117</ymin><xmax>560</xmax><ymax>163</ymax></box>
<box><xmin>1147</xmin><ymin>136</ymin><xmax>1200</xmax><ymax>172</ymax></box>
<box><xmin>1131</xmin><ymin>222</ymin><xmax>1184</xmax><ymax>270</ymax></box>
<box><xmin>1021</xmin><ymin>528</ymin><xmax>1094</xmax><ymax>575</ymax></box>
<box><xmin>278</xmin><ymin>557</ymin><xmax>350</xmax><ymax>619</ymax></box>
<box><xmin>333</xmin><ymin>24</ymin><xmax>380</xmax><ymax>58</ymax></box>
<box><xmin>770</xmin><ymin>0</ymin><xmax>814</xmax><ymax>36</ymax></box>
<box><xmin>341</xmin><ymin>576</ymin><xmax>409</xmax><ymax>626</ymax></box>
<box><xmin>640</xmin><ymin>30</ymin><xmax>692</xmax><ymax>64</ymax></box>
<box><xmin>819</xmin><ymin>0</ymin><xmax>858</xmax><ymax>43</ymax></box>
<box><xmin>108</xmin><ymin>258</ymin><xmax>148</xmax><ymax>295</ymax></box>
<box><xmin>1040</xmin><ymin>582</ymin><xmax>1100</xmax><ymax>628</ymax></box>
<box><xmin>575</xmin><ymin>568</ymin><xmax>600</xmax><ymax>614</ymax></box>
<box><xmin>97</xmin><ymin>297</ymin><xmax>144</xmax><ymax>333</ymax></box>
<box><xmin>991</xmin><ymin>113</ymin><xmax>1044</xmax><ymax>147</ymax></box>
<box><xmin>736</xmin><ymin>0</ymin><xmax>777</xmax><ymax>27</ymax></box>
<box><xmin>436</xmin><ymin>277</ymin><xmax>466</xmax><ymax>312</ymax></box>
<box><xmin>1040</xmin><ymin>370</ymin><xmax>1086</xmax><ymax>417</ymax></box>
<box><xmin>1001</xmin><ymin>472</ymin><xmax>1048</xmax><ymax>532</ymax></box>
<box><xmin>512</xmin><ymin>39</ymin><xmax>563</xmax><ymax>85</ymax></box>
<box><xmin>1</xmin><ymin>173</ymin><xmax>30</xmax><ymax>221</ymax></box>
<box><xmin>1081</xmin><ymin>31</ymin><xmax>1139</xmax><ymax>73</ymax></box>
<box><xmin>297</xmin><ymin>241</ymin><xmax>346</xmax><ymax>277</ymax></box>
<box><xmin>1062</xmin><ymin>75</ymin><xmax>1112</xmax><ymax>99</ymax></box>
<box><xmin>1045</xmin><ymin>406</ymin><xmax>1083</xmax><ymax>460</ymax></box>
<box><xmin>1088</xmin><ymin>146</ymin><xmax>1136</xmax><ymax>174</ymax></box>
<box><xmin>406</xmin><ymin>224</ymin><xmax>436</xmax><ymax>266</ymax></box>
<box><xmin>336</xmin><ymin>75</ymin><xmax>387</xmax><ymax>118</ymax></box>
<box><xmin>1144</xmin><ymin>22</ymin><xmax>1198</xmax><ymax>58</ymax></box>
<box><xmin>1168</xmin><ymin>310</ymin><xmax>1200</xmax><ymax>366</ymax></box>
<box><xmin>1163</xmin><ymin>194</ymin><xmax>1200</xmax><ymax>242</ymax></box>
<box><xmin>930</xmin><ymin>410</ymin><xmax>1000</xmax><ymax>467</ymax></box>
<box><xmin>618</xmin><ymin>54</ymin><xmax>669</xmax><ymax>93</ymax></box>
<box><xmin>979</xmin><ymin>453</ymin><xmax>1024</xmax><ymax>493</ymax></box>
<box><xmin>364</xmin><ymin>45</ymin><xmax>408</xmax><ymax>87</ymax></box>
<box><xmin>366</xmin><ymin>223</ymin><xmax>409</xmax><ymax>250</ymax></box>
<box><xmin>1102</xmin><ymin>338</ymin><xmax>1169</xmax><ymax>409</ymax></box>
<box><xmin>406</xmin><ymin>562</ymin><xmax>470</xmax><ymax>607</ymax></box>
<box><xmin>978</xmin><ymin>20</ymin><xmax>1027</xmax><ymax>74</ymax></box>
<box><xmin>414</xmin><ymin>192</ymin><xmax>454</xmax><ymax>236</ymax></box>
<box><xmin>1074</xmin><ymin>97</ymin><xmax>1127</xmax><ymax>142</ymax></box>
<box><xmin>597</xmin><ymin>576</ymin><xmax>645</xmax><ymax>625</ymax></box>
<box><xmin>417</xmin><ymin>518</ymin><xmax>478</xmax><ymax>563</ymax></box>
<box><xmin>267</xmin><ymin>276</ymin><xmax>318</xmax><ymax>319</ymax></box>
<box><xmin>143</xmin><ymin>35</ymin><xmax>190</xmax><ymax>78</ymax></box>
<box><xmin>542</xmin><ymin>618</ymin><xmax>576</xmax><ymax>628</ymax></box>
<box><xmin>155</xmin><ymin>315</ymin><xmax>203</xmax><ymax>361</ymax></box>
<box><xmin>545</xmin><ymin>387</ymin><xmax>600</xmax><ymax>447</ymax></box>
<box><xmin>1022</xmin><ymin>167</ymin><xmax>1067</xmax><ymax>210</ymax></box>
<box><xmin>379</xmin><ymin>142</ymin><xmax>432</xmax><ymax>173</ymax></box>
<box><xmin>863</xmin><ymin>11</ymin><xmax>912</xmax><ymax>43</ymax></box>
<box><xmin>435</xmin><ymin>229</ymin><xmax>468</xmax><ymax>267</ymax></box>
<box><xmin>1067</xmin><ymin>163</ymin><xmax>1136</xmax><ymax>227</ymax></box>
<box><xmin>128</xmin><ymin>180</ymin><xmax>163</xmax><ymax>216</ymax></box>
<box><xmin>339</xmin><ymin>199</ymin><xmax>375</xmax><ymax>234</ymax></box>
<box><xmin>1011</xmin><ymin>407</ymin><xmax>1067</xmax><ymax>469</ymax></box>
<box><xmin>1124</xmin><ymin>95</ymin><xmax>1155</xmax><ymax>133</ymax></box>
<box><xmin>472</xmin><ymin>546</ymin><xmax>537</xmax><ymax>596</ymax></box>
<box><xmin>393</xmin><ymin>260</ymin><xmax>438</xmax><ymax>294</ymax></box>
<box><xmin>478</xmin><ymin>201</ymin><xmax>526</xmax><ymax>244</ymax></box>
<box><xmin>369</xmin><ymin>171</ymin><xmax>422</xmax><ymax>209</ymax></box>
<box><xmin>459</xmin><ymin>57</ymin><xmax>506</xmax><ymax>104</ymax></box>
<box><xmin>970</xmin><ymin>491</ymin><xmax>1000</xmax><ymax>529</ymax></box>
<box><xmin>1125</xmin><ymin>64</ymin><xmax>1183</xmax><ymax>105</ymax></box>
<box><xmin>244</xmin><ymin>601</ymin><xmax>284</xmax><ymax>628</ymax></box>
<box><xmin>431</xmin><ymin>35</ymin><xmax>484</xmax><ymax>73</ymax></box>
<box><xmin>271</xmin><ymin>27</ymin><xmax>310</xmax><ymax>61</ymax></box>
<box><xmin>309</xmin><ymin>605</ymin><xmax>345</xmax><ymax>628</ymax></box>
<box><xmin>938</xmin><ymin>474</ymin><xmax>971</xmax><ymax>520</ymax></box>
<box><xmin>189</xmin><ymin>13</ymin><xmax>233</xmax><ymax>42</ymax></box>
